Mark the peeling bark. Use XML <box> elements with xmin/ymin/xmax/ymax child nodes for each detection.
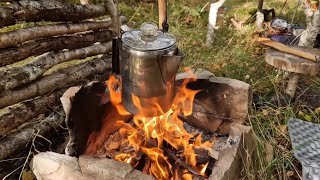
<box><xmin>0</xmin><ymin>90</ymin><xmax>64</xmax><ymax>136</ymax></box>
<box><xmin>0</xmin><ymin>56</ymin><xmax>112</xmax><ymax>109</ymax></box>
<box><xmin>205</xmin><ymin>0</ymin><xmax>227</xmax><ymax>47</ymax></box>
<box><xmin>0</xmin><ymin>16</ymin><xmax>126</xmax><ymax>48</ymax></box>
<box><xmin>0</xmin><ymin>30</ymin><xmax>116</xmax><ymax>67</ymax></box>
<box><xmin>0</xmin><ymin>109</ymin><xmax>65</xmax><ymax>161</ymax></box>
<box><xmin>0</xmin><ymin>41</ymin><xmax>112</xmax><ymax>92</ymax></box>
<box><xmin>0</xmin><ymin>0</ymin><xmax>109</xmax><ymax>27</ymax></box>
<box><xmin>298</xmin><ymin>4</ymin><xmax>320</xmax><ymax>47</ymax></box>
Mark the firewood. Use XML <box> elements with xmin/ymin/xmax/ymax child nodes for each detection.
<box><xmin>194</xmin><ymin>148</ymin><xmax>211</xmax><ymax>166</ymax></box>
<box><xmin>0</xmin><ymin>16</ymin><xmax>126</xmax><ymax>48</ymax></box>
<box><xmin>0</xmin><ymin>0</ymin><xmax>109</xmax><ymax>27</ymax></box>
<box><xmin>0</xmin><ymin>90</ymin><xmax>64</xmax><ymax>136</ymax></box>
<box><xmin>0</xmin><ymin>109</ymin><xmax>65</xmax><ymax>161</ymax></box>
<box><xmin>164</xmin><ymin>148</ymin><xmax>200</xmax><ymax>175</ymax></box>
<box><xmin>0</xmin><ymin>56</ymin><xmax>112</xmax><ymax>109</ymax></box>
<box><xmin>0</xmin><ymin>30</ymin><xmax>116</xmax><ymax>67</ymax></box>
<box><xmin>0</xmin><ymin>41</ymin><xmax>112</xmax><ymax>92</ymax></box>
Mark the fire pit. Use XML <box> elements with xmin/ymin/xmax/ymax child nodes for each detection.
<box><xmin>30</xmin><ymin>69</ymin><xmax>255</xmax><ymax>180</ymax></box>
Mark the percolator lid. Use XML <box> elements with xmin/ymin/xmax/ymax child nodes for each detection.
<box><xmin>122</xmin><ymin>22</ymin><xmax>176</xmax><ymax>51</ymax></box>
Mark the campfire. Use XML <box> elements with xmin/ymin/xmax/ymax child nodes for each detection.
<box><xmin>84</xmin><ymin>74</ymin><xmax>215</xmax><ymax>179</ymax></box>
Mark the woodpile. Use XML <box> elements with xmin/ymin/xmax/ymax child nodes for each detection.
<box><xmin>0</xmin><ymin>0</ymin><xmax>124</xmax><ymax>178</ymax></box>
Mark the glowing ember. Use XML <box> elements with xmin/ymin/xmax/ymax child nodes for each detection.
<box><xmin>86</xmin><ymin>74</ymin><xmax>215</xmax><ymax>179</ymax></box>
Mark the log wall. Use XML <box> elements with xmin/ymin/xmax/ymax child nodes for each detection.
<box><xmin>0</xmin><ymin>0</ymin><xmax>123</xmax><ymax>178</ymax></box>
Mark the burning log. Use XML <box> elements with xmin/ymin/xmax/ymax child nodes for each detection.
<box><xmin>0</xmin><ymin>30</ymin><xmax>116</xmax><ymax>67</ymax></box>
<box><xmin>0</xmin><ymin>16</ymin><xmax>126</xmax><ymax>48</ymax></box>
<box><xmin>0</xmin><ymin>41</ymin><xmax>112</xmax><ymax>92</ymax></box>
<box><xmin>164</xmin><ymin>148</ymin><xmax>201</xmax><ymax>176</ymax></box>
<box><xmin>0</xmin><ymin>0</ymin><xmax>110</xmax><ymax>27</ymax></box>
<box><xmin>62</xmin><ymin>81</ymin><xmax>132</xmax><ymax>156</ymax></box>
<box><xmin>0</xmin><ymin>90</ymin><xmax>64</xmax><ymax>136</ymax></box>
<box><xmin>0</xmin><ymin>56</ymin><xmax>112</xmax><ymax>109</ymax></box>
<box><xmin>0</xmin><ymin>109</ymin><xmax>65</xmax><ymax>161</ymax></box>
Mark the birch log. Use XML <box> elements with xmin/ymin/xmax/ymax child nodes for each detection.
<box><xmin>0</xmin><ymin>41</ymin><xmax>112</xmax><ymax>92</ymax></box>
<box><xmin>0</xmin><ymin>90</ymin><xmax>64</xmax><ymax>136</ymax></box>
<box><xmin>0</xmin><ymin>110</ymin><xmax>65</xmax><ymax>161</ymax></box>
<box><xmin>0</xmin><ymin>56</ymin><xmax>112</xmax><ymax>109</ymax></box>
<box><xmin>0</xmin><ymin>0</ymin><xmax>108</xmax><ymax>27</ymax></box>
<box><xmin>0</xmin><ymin>16</ymin><xmax>126</xmax><ymax>48</ymax></box>
<box><xmin>205</xmin><ymin>0</ymin><xmax>227</xmax><ymax>47</ymax></box>
<box><xmin>298</xmin><ymin>3</ymin><xmax>320</xmax><ymax>47</ymax></box>
<box><xmin>103</xmin><ymin>0</ymin><xmax>118</xmax><ymax>32</ymax></box>
<box><xmin>0</xmin><ymin>30</ymin><xmax>115</xmax><ymax>67</ymax></box>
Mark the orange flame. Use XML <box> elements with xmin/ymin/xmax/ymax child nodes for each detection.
<box><xmin>87</xmin><ymin>73</ymin><xmax>213</xmax><ymax>179</ymax></box>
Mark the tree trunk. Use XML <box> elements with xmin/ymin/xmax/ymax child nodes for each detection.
<box><xmin>0</xmin><ymin>56</ymin><xmax>112</xmax><ymax>109</ymax></box>
<box><xmin>0</xmin><ymin>16</ymin><xmax>126</xmax><ymax>48</ymax></box>
<box><xmin>0</xmin><ymin>90</ymin><xmax>65</xmax><ymax>137</ymax></box>
<box><xmin>0</xmin><ymin>41</ymin><xmax>112</xmax><ymax>92</ymax></box>
<box><xmin>158</xmin><ymin>0</ymin><xmax>167</xmax><ymax>29</ymax></box>
<box><xmin>298</xmin><ymin>4</ymin><xmax>320</xmax><ymax>47</ymax></box>
<box><xmin>0</xmin><ymin>109</ymin><xmax>65</xmax><ymax>161</ymax></box>
<box><xmin>0</xmin><ymin>30</ymin><xmax>115</xmax><ymax>67</ymax></box>
<box><xmin>0</xmin><ymin>0</ymin><xmax>109</xmax><ymax>27</ymax></box>
<box><xmin>205</xmin><ymin>0</ymin><xmax>227</xmax><ymax>47</ymax></box>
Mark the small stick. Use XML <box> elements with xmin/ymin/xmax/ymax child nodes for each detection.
<box><xmin>163</xmin><ymin>148</ymin><xmax>200</xmax><ymax>175</ymax></box>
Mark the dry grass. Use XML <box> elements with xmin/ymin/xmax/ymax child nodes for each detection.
<box><xmin>119</xmin><ymin>0</ymin><xmax>320</xmax><ymax>179</ymax></box>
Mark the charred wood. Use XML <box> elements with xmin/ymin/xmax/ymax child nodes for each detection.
<box><xmin>0</xmin><ymin>90</ymin><xmax>64</xmax><ymax>137</ymax></box>
<box><xmin>0</xmin><ymin>16</ymin><xmax>126</xmax><ymax>48</ymax></box>
<box><xmin>0</xmin><ymin>41</ymin><xmax>112</xmax><ymax>92</ymax></box>
<box><xmin>164</xmin><ymin>148</ymin><xmax>200</xmax><ymax>176</ymax></box>
<box><xmin>0</xmin><ymin>0</ymin><xmax>109</xmax><ymax>27</ymax></box>
<box><xmin>0</xmin><ymin>109</ymin><xmax>65</xmax><ymax>161</ymax></box>
<box><xmin>0</xmin><ymin>30</ymin><xmax>116</xmax><ymax>67</ymax></box>
<box><xmin>0</xmin><ymin>56</ymin><xmax>112</xmax><ymax>109</ymax></box>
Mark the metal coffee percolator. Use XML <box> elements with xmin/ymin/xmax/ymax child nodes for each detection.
<box><xmin>117</xmin><ymin>22</ymin><xmax>185</xmax><ymax>117</ymax></box>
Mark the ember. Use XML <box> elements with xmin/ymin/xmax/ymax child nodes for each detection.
<box><xmin>84</xmin><ymin>74</ymin><xmax>216</xmax><ymax>179</ymax></box>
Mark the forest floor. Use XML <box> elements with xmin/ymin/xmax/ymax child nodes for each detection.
<box><xmin>119</xmin><ymin>0</ymin><xmax>320</xmax><ymax>179</ymax></box>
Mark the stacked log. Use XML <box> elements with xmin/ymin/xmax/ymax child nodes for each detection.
<box><xmin>0</xmin><ymin>0</ymin><xmax>124</xmax><ymax>178</ymax></box>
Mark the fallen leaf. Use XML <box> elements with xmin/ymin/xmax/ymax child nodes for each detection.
<box><xmin>22</xmin><ymin>170</ymin><xmax>35</xmax><ymax>180</ymax></box>
<box><xmin>286</xmin><ymin>171</ymin><xmax>294</xmax><ymax>177</ymax></box>
<box><xmin>315</xmin><ymin>107</ymin><xmax>320</xmax><ymax>115</ymax></box>
<box><xmin>278</xmin><ymin>125</ymin><xmax>287</xmax><ymax>134</ymax></box>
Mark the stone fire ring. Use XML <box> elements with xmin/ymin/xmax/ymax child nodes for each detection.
<box><xmin>30</xmin><ymin>69</ymin><xmax>255</xmax><ymax>180</ymax></box>
<box><xmin>31</xmin><ymin>124</ymin><xmax>254</xmax><ymax>180</ymax></box>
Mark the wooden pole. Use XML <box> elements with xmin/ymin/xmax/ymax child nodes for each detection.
<box><xmin>158</xmin><ymin>0</ymin><xmax>167</xmax><ymax>29</ymax></box>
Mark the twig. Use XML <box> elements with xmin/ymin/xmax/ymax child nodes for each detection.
<box><xmin>163</xmin><ymin>148</ymin><xmax>200</xmax><ymax>175</ymax></box>
<box><xmin>18</xmin><ymin>146</ymin><xmax>33</xmax><ymax>180</ymax></box>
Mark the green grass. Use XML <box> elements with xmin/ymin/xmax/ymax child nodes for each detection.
<box><xmin>119</xmin><ymin>0</ymin><xmax>320</xmax><ymax>179</ymax></box>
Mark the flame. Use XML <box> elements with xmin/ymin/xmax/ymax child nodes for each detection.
<box><xmin>107</xmin><ymin>76</ymin><xmax>131</xmax><ymax>116</ymax></box>
<box><xmin>88</xmin><ymin>73</ymin><xmax>213</xmax><ymax>179</ymax></box>
<box><xmin>200</xmin><ymin>162</ymin><xmax>209</xmax><ymax>175</ymax></box>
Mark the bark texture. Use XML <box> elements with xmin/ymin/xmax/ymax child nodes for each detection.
<box><xmin>0</xmin><ymin>30</ymin><xmax>116</xmax><ymax>67</ymax></box>
<box><xmin>0</xmin><ymin>42</ymin><xmax>112</xmax><ymax>92</ymax></box>
<box><xmin>0</xmin><ymin>90</ymin><xmax>64</xmax><ymax>136</ymax></box>
<box><xmin>205</xmin><ymin>0</ymin><xmax>227</xmax><ymax>47</ymax></box>
<box><xmin>0</xmin><ymin>0</ymin><xmax>109</xmax><ymax>27</ymax></box>
<box><xmin>0</xmin><ymin>110</ymin><xmax>65</xmax><ymax>161</ymax></box>
<box><xmin>0</xmin><ymin>56</ymin><xmax>112</xmax><ymax>109</ymax></box>
<box><xmin>103</xmin><ymin>0</ymin><xmax>118</xmax><ymax>33</ymax></box>
<box><xmin>298</xmin><ymin>4</ymin><xmax>320</xmax><ymax>47</ymax></box>
<box><xmin>0</xmin><ymin>16</ymin><xmax>126</xmax><ymax>48</ymax></box>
